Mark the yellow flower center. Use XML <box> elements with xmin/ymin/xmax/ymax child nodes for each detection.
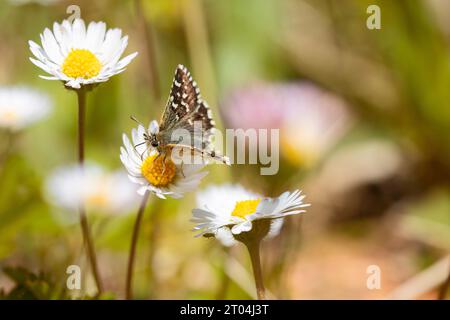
<box><xmin>1</xmin><ymin>111</ymin><xmax>18</xmax><ymax>123</ymax></box>
<box><xmin>62</xmin><ymin>49</ymin><xmax>102</xmax><ymax>79</ymax></box>
<box><xmin>281</xmin><ymin>133</ymin><xmax>319</xmax><ymax>168</ymax></box>
<box><xmin>87</xmin><ymin>192</ymin><xmax>108</xmax><ymax>208</ymax></box>
<box><xmin>141</xmin><ymin>154</ymin><xmax>176</xmax><ymax>187</ymax></box>
<box><xmin>231</xmin><ymin>199</ymin><xmax>261</xmax><ymax>219</ymax></box>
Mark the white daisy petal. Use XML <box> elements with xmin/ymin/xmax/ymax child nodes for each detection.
<box><xmin>29</xmin><ymin>41</ymin><xmax>51</xmax><ymax>63</ymax></box>
<box><xmin>266</xmin><ymin>218</ymin><xmax>284</xmax><ymax>239</ymax></box>
<box><xmin>99</xmin><ymin>28</ymin><xmax>122</xmax><ymax>64</ymax></box>
<box><xmin>91</xmin><ymin>22</ymin><xmax>107</xmax><ymax>51</ymax></box>
<box><xmin>85</xmin><ymin>22</ymin><xmax>102</xmax><ymax>51</ymax></box>
<box><xmin>72</xmin><ymin>19</ymin><xmax>87</xmax><ymax>48</ymax></box>
<box><xmin>215</xmin><ymin>227</ymin><xmax>237</xmax><ymax>247</ymax></box>
<box><xmin>39</xmin><ymin>75</ymin><xmax>59</xmax><ymax>80</ymax></box>
<box><xmin>103</xmin><ymin>36</ymin><xmax>129</xmax><ymax>68</ymax></box>
<box><xmin>29</xmin><ymin>59</ymin><xmax>53</xmax><ymax>77</ymax></box>
<box><xmin>65</xmin><ymin>79</ymin><xmax>81</xmax><ymax>89</ymax></box>
<box><xmin>115</xmin><ymin>52</ymin><xmax>138</xmax><ymax>70</ymax></box>
<box><xmin>52</xmin><ymin>22</ymin><xmax>64</xmax><ymax>45</ymax></box>
<box><xmin>42</xmin><ymin>28</ymin><xmax>64</xmax><ymax>64</ymax></box>
<box><xmin>137</xmin><ymin>186</ymin><xmax>149</xmax><ymax>196</ymax></box>
<box><xmin>231</xmin><ymin>221</ymin><xmax>253</xmax><ymax>234</ymax></box>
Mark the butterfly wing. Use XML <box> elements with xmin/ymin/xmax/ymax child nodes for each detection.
<box><xmin>158</xmin><ymin>65</ymin><xmax>229</xmax><ymax>164</ymax></box>
<box><xmin>159</xmin><ymin>64</ymin><xmax>201</xmax><ymax>132</ymax></box>
<box><xmin>159</xmin><ymin>65</ymin><xmax>215</xmax><ymax>149</ymax></box>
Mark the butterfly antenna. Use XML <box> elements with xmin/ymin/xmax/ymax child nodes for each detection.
<box><xmin>130</xmin><ymin>115</ymin><xmax>144</xmax><ymax>127</ymax></box>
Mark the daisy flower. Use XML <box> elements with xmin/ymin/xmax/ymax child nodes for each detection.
<box><xmin>192</xmin><ymin>184</ymin><xmax>310</xmax><ymax>300</ymax></box>
<box><xmin>120</xmin><ymin>124</ymin><xmax>208</xmax><ymax>199</ymax></box>
<box><xmin>0</xmin><ymin>86</ymin><xmax>52</xmax><ymax>131</ymax></box>
<box><xmin>29</xmin><ymin>18</ymin><xmax>138</xmax><ymax>89</ymax></box>
<box><xmin>192</xmin><ymin>184</ymin><xmax>310</xmax><ymax>246</ymax></box>
<box><xmin>45</xmin><ymin>164</ymin><xmax>139</xmax><ymax>214</ymax></box>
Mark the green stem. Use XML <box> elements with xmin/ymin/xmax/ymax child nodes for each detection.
<box><xmin>135</xmin><ymin>0</ymin><xmax>160</xmax><ymax>99</ymax></box>
<box><xmin>76</xmin><ymin>89</ymin><xmax>103</xmax><ymax>295</ymax></box>
<box><xmin>245</xmin><ymin>240</ymin><xmax>266</xmax><ymax>300</ymax></box>
<box><xmin>125</xmin><ymin>190</ymin><xmax>150</xmax><ymax>299</ymax></box>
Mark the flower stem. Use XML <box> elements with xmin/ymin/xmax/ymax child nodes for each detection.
<box><xmin>438</xmin><ymin>257</ymin><xmax>450</xmax><ymax>300</ymax></box>
<box><xmin>125</xmin><ymin>190</ymin><xmax>150</xmax><ymax>300</ymax></box>
<box><xmin>135</xmin><ymin>0</ymin><xmax>160</xmax><ymax>99</ymax></box>
<box><xmin>245</xmin><ymin>240</ymin><xmax>266</xmax><ymax>300</ymax></box>
<box><xmin>76</xmin><ymin>89</ymin><xmax>103</xmax><ymax>295</ymax></box>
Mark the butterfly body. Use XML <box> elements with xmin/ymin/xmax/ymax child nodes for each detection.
<box><xmin>138</xmin><ymin>65</ymin><xmax>229</xmax><ymax>165</ymax></box>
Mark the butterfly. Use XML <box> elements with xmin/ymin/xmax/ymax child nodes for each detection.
<box><xmin>133</xmin><ymin>64</ymin><xmax>230</xmax><ymax>166</ymax></box>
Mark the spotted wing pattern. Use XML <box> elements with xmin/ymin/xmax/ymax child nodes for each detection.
<box><xmin>159</xmin><ymin>65</ymin><xmax>215</xmax><ymax>148</ymax></box>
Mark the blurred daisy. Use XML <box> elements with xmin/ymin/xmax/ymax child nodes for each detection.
<box><xmin>120</xmin><ymin>124</ymin><xmax>208</xmax><ymax>199</ymax></box>
<box><xmin>0</xmin><ymin>86</ymin><xmax>52</xmax><ymax>131</ymax></box>
<box><xmin>29</xmin><ymin>18</ymin><xmax>138</xmax><ymax>89</ymax></box>
<box><xmin>192</xmin><ymin>184</ymin><xmax>310</xmax><ymax>246</ymax></box>
<box><xmin>222</xmin><ymin>82</ymin><xmax>351</xmax><ymax>167</ymax></box>
<box><xmin>45</xmin><ymin>164</ymin><xmax>139</xmax><ymax>214</ymax></box>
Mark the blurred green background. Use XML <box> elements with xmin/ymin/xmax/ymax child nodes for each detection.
<box><xmin>0</xmin><ymin>0</ymin><xmax>450</xmax><ymax>299</ymax></box>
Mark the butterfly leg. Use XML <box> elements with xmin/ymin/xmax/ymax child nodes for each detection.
<box><xmin>166</xmin><ymin>144</ymin><xmax>230</xmax><ymax>165</ymax></box>
<box><xmin>134</xmin><ymin>141</ymin><xmax>146</xmax><ymax>149</ymax></box>
<box><xmin>180</xmin><ymin>161</ymin><xmax>186</xmax><ymax>178</ymax></box>
<box><xmin>139</xmin><ymin>145</ymin><xmax>151</xmax><ymax>161</ymax></box>
<box><xmin>133</xmin><ymin>142</ymin><xmax>147</xmax><ymax>160</ymax></box>
<box><xmin>161</xmin><ymin>153</ymin><xmax>168</xmax><ymax>176</ymax></box>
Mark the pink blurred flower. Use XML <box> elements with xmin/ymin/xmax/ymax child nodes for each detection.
<box><xmin>221</xmin><ymin>82</ymin><xmax>352</xmax><ymax>166</ymax></box>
